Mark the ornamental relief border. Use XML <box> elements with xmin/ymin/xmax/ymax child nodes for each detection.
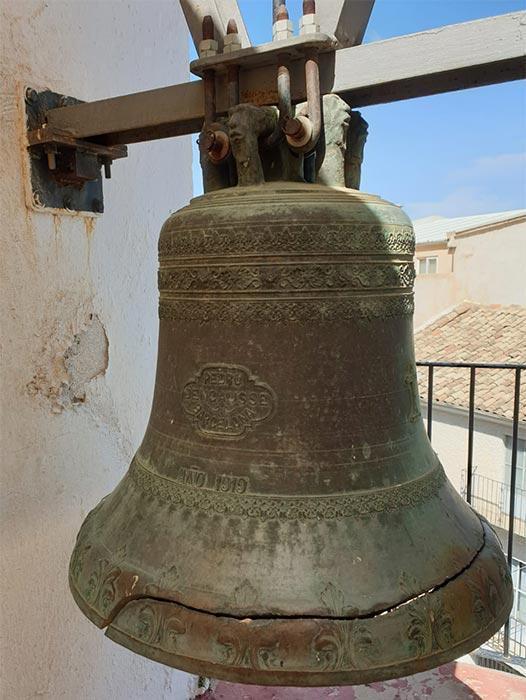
<box><xmin>129</xmin><ymin>457</ymin><xmax>446</xmax><ymax>522</ymax></box>
<box><xmin>159</xmin><ymin>223</ymin><xmax>415</xmax><ymax>258</ymax></box>
<box><xmin>158</xmin><ymin>262</ymin><xmax>415</xmax><ymax>293</ymax></box>
<box><xmin>107</xmin><ymin>522</ymin><xmax>508</xmax><ymax>673</ymax></box>
<box><xmin>158</xmin><ymin>294</ymin><xmax>414</xmax><ymax>324</ymax></box>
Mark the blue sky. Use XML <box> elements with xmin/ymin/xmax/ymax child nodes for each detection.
<box><xmin>191</xmin><ymin>0</ymin><xmax>526</xmax><ymax>220</ymax></box>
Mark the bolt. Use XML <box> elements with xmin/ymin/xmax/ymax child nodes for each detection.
<box><xmin>63</xmin><ymin>195</ymin><xmax>73</xmax><ymax>210</ymax></box>
<box><xmin>276</xmin><ymin>4</ymin><xmax>289</xmax><ymax>21</ymax></box>
<box><xmin>32</xmin><ymin>190</ymin><xmax>44</xmax><ymax>208</ymax></box>
<box><xmin>92</xmin><ymin>198</ymin><xmax>103</xmax><ymax>213</ymax></box>
<box><xmin>25</xmin><ymin>87</ymin><xmax>37</xmax><ymax>104</ymax></box>
<box><xmin>199</xmin><ymin>130</ymin><xmax>216</xmax><ymax>151</ymax></box>
<box><xmin>202</xmin><ymin>15</ymin><xmax>214</xmax><ymax>40</ymax></box>
<box><xmin>282</xmin><ymin>116</ymin><xmax>304</xmax><ymax>137</ymax></box>
<box><xmin>226</xmin><ymin>18</ymin><xmax>238</xmax><ymax>34</ymax></box>
<box><xmin>46</xmin><ymin>150</ymin><xmax>57</xmax><ymax>171</ymax></box>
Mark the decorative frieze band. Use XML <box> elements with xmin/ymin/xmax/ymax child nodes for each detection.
<box><xmin>158</xmin><ymin>294</ymin><xmax>414</xmax><ymax>324</ymax></box>
<box><xmin>159</xmin><ymin>223</ymin><xmax>415</xmax><ymax>259</ymax></box>
<box><xmin>158</xmin><ymin>262</ymin><xmax>415</xmax><ymax>294</ymax></box>
<box><xmin>129</xmin><ymin>457</ymin><xmax>446</xmax><ymax>522</ymax></box>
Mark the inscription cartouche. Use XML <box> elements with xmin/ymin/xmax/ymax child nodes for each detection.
<box><xmin>182</xmin><ymin>364</ymin><xmax>276</xmax><ymax>440</ymax></box>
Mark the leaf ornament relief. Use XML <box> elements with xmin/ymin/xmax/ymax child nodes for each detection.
<box><xmin>70</xmin><ymin>543</ymin><xmax>92</xmax><ymax>583</ymax></box>
<box><xmin>135</xmin><ymin>603</ymin><xmax>186</xmax><ymax>651</ymax></box>
<box><xmin>467</xmin><ymin>564</ymin><xmax>500</xmax><ymax>624</ymax></box>
<box><xmin>215</xmin><ymin>631</ymin><xmax>283</xmax><ymax>670</ymax></box>
<box><xmin>311</xmin><ymin>583</ymin><xmax>379</xmax><ymax>671</ymax></box>
<box><xmin>320</xmin><ymin>582</ymin><xmax>346</xmax><ymax>616</ymax></box>
<box><xmin>406</xmin><ymin>595</ymin><xmax>453</xmax><ymax>658</ymax></box>
<box><xmin>84</xmin><ymin>557</ymin><xmax>122</xmax><ymax>616</ymax></box>
<box><xmin>312</xmin><ymin>622</ymin><xmax>355</xmax><ymax>671</ymax></box>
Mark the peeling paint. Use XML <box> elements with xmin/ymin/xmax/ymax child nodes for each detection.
<box><xmin>204</xmin><ymin>662</ymin><xmax>526</xmax><ymax>699</ymax></box>
<box><xmin>26</xmin><ymin>311</ymin><xmax>108</xmax><ymax>412</ymax></box>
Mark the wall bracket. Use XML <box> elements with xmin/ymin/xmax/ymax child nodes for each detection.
<box><xmin>25</xmin><ymin>88</ymin><xmax>127</xmax><ymax>213</ymax></box>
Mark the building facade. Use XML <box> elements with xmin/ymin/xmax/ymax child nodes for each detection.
<box><xmin>413</xmin><ymin>210</ymin><xmax>526</xmax><ymax>328</ymax></box>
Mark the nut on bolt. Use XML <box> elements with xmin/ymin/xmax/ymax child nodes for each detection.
<box><xmin>201</xmin><ymin>128</ymin><xmax>230</xmax><ymax>164</ymax></box>
<box><xmin>25</xmin><ymin>87</ymin><xmax>38</xmax><ymax>104</ymax></box>
<box><xmin>300</xmin><ymin>0</ymin><xmax>319</xmax><ymax>34</ymax></box>
<box><xmin>223</xmin><ymin>18</ymin><xmax>241</xmax><ymax>54</ymax></box>
<box><xmin>273</xmin><ymin>4</ymin><xmax>293</xmax><ymax>41</ymax></box>
<box><xmin>199</xmin><ymin>15</ymin><xmax>218</xmax><ymax>57</ymax></box>
<box><xmin>282</xmin><ymin>114</ymin><xmax>313</xmax><ymax>149</ymax></box>
<box><xmin>32</xmin><ymin>190</ymin><xmax>44</xmax><ymax>208</ymax></box>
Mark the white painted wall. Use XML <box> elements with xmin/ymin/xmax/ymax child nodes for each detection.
<box><xmin>414</xmin><ymin>219</ymin><xmax>526</xmax><ymax>328</ymax></box>
<box><xmin>423</xmin><ymin>404</ymin><xmax>526</xmax><ymax>556</ymax></box>
<box><xmin>422</xmin><ymin>404</ymin><xmax>514</xmax><ymax>494</ymax></box>
<box><xmin>0</xmin><ymin>2</ymin><xmax>195</xmax><ymax>698</ymax></box>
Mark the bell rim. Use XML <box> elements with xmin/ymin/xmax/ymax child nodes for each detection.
<box><xmin>71</xmin><ymin>519</ymin><xmax>513</xmax><ymax>687</ymax></box>
<box><xmin>104</xmin><ymin>608</ymin><xmax>511</xmax><ymax>686</ymax></box>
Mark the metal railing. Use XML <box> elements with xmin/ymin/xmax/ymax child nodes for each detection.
<box><xmin>461</xmin><ymin>472</ymin><xmax>526</xmax><ymax>540</ymax></box>
<box><xmin>416</xmin><ymin>360</ymin><xmax>525</xmax><ymax>659</ymax></box>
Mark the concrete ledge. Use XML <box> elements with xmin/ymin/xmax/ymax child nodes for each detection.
<box><xmin>204</xmin><ymin>660</ymin><xmax>526</xmax><ymax>699</ymax></box>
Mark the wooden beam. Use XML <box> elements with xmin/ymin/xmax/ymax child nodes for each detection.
<box><xmin>330</xmin><ymin>11</ymin><xmax>526</xmax><ymax>106</ymax></box>
<box><xmin>46</xmin><ymin>12</ymin><xmax>526</xmax><ymax>145</ymax></box>
<box><xmin>318</xmin><ymin>0</ymin><xmax>375</xmax><ymax>49</ymax></box>
<box><xmin>179</xmin><ymin>0</ymin><xmax>250</xmax><ymax>51</ymax></box>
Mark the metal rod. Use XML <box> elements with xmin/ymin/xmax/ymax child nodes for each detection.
<box><xmin>226</xmin><ymin>19</ymin><xmax>240</xmax><ymax>108</ymax></box>
<box><xmin>274</xmin><ymin>1</ymin><xmax>288</xmax><ymax>24</ymax></box>
<box><xmin>416</xmin><ymin>361</ymin><xmax>526</xmax><ymax>370</ymax></box>
<box><xmin>266</xmin><ymin>53</ymin><xmax>292</xmax><ymax>148</ymax></box>
<box><xmin>466</xmin><ymin>367</ymin><xmax>476</xmax><ymax>504</ymax></box>
<box><xmin>503</xmin><ymin>367</ymin><xmax>522</xmax><ymax>656</ymax></box>
<box><xmin>427</xmin><ymin>365</ymin><xmax>434</xmax><ymax>441</ymax></box>
<box><xmin>203</xmin><ymin>70</ymin><xmax>216</xmax><ymax>126</ymax></box>
<box><xmin>202</xmin><ymin>16</ymin><xmax>216</xmax><ymax>126</ymax></box>
<box><xmin>304</xmin><ymin>47</ymin><xmax>322</xmax><ymax>148</ymax></box>
<box><xmin>226</xmin><ymin>64</ymin><xmax>240</xmax><ymax>107</ymax></box>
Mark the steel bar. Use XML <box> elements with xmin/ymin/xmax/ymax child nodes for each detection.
<box><xmin>465</xmin><ymin>367</ymin><xmax>476</xmax><ymax>505</ymax></box>
<box><xmin>504</xmin><ymin>367</ymin><xmax>522</xmax><ymax>656</ymax></box>
<box><xmin>45</xmin><ymin>12</ymin><xmax>526</xmax><ymax>145</ymax></box>
<box><xmin>318</xmin><ymin>0</ymin><xmax>375</xmax><ymax>49</ymax></box>
<box><xmin>426</xmin><ymin>365</ymin><xmax>434</xmax><ymax>441</ymax></box>
<box><xmin>416</xmin><ymin>361</ymin><xmax>526</xmax><ymax>370</ymax></box>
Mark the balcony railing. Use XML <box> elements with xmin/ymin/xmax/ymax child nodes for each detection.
<box><xmin>416</xmin><ymin>360</ymin><xmax>525</xmax><ymax>660</ymax></box>
<box><xmin>461</xmin><ymin>472</ymin><xmax>526</xmax><ymax>541</ymax></box>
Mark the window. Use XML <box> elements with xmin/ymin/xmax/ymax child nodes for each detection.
<box><xmin>418</xmin><ymin>256</ymin><xmax>438</xmax><ymax>274</ymax></box>
<box><xmin>512</xmin><ymin>557</ymin><xmax>526</xmax><ymax>624</ymax></box>
<box><xmin>502</xmin><ymin>436</ymin><xmax>526</xmax><ymax>520</ymax></box>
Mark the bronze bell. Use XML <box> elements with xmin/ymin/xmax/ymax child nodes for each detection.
<box><xmin>69</xmin><ymin>96</ymin><xmax>513</xmax><ymax>686</ymax></box>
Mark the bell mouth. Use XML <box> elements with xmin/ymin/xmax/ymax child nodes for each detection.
<box><xmin>71</xmin><ymin>519</ymin><xmax>512</xmax><ymax>687</ymax></box>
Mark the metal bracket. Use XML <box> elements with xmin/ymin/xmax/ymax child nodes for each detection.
<box><xmin>25</xmin><ymin>88</ymin><xmax>127</xmax><ymax>213</ymax></box>
<box><xmin>190</xmin><ymin>32</ymin><xmax>334</xmax><ymax>77</ymax></box>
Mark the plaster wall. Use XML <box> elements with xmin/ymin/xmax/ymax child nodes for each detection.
<box><xmin>0</xmin><ymin>2</ymin><xmax>194</xmax><ymax>698</ymax></box>
<box><xmin>421</xmin><ymin>404</ymin><xmax>515</xmax><ymax>494</ymax></box>
<box><xmin>413</xmin><ymin>220</ymin><xmax>526</xmax><ymax>328</ymax></box>
<box><xmin>415</xmin><ymin>246</ymin><xmax>452</xmax><ymax>274</ymax></box>
<box><xmin>453</xmin><ymin>221</ymin><xmax>526</xmax><ymax>307</ymax></box>
<box><xmin>422</xmin><ymin>404</ymin><xmax>526</xmax><ymax>557</ymax></box>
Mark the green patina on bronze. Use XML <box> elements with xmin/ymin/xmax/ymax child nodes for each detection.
<box><xmin>69</xmin><ymin>97</ymin><xmax>513</xmax><ymax>686</ymax></box>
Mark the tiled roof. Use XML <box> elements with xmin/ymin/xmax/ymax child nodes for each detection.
<box><xmin>414</xmin><ymin>303</ymin><xmax>526</xmax><ymax>421</ymax></box>
<box><xmin>413</xmin><ymin>210</ymin><xmax>526</xmax><ymax>245</ymax></box>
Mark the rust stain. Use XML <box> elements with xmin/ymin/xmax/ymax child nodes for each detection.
<box><xmin>84</xmin><ymin>216</ymin><xmax>96</xmax><ymax>237</ymax></box>
<box><xmin>240</xmin><ymin>89</ymin><xmax>278</xmax><ymax>106</ymax></box>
